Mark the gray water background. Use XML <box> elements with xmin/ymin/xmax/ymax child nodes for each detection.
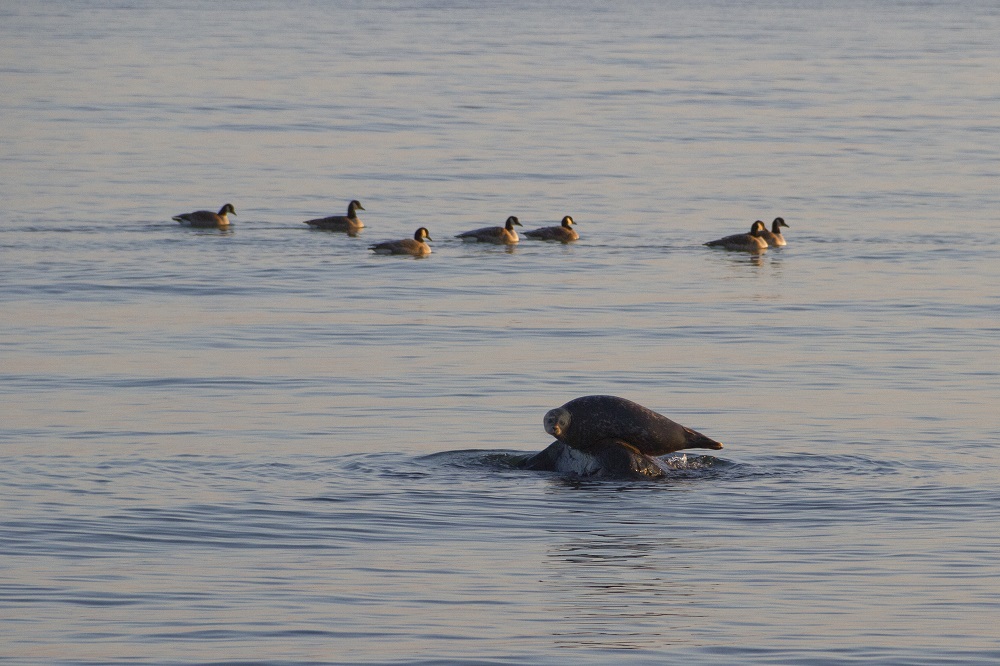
<box><xmin>2</xmin><ymin>1</ymin><xmax>999</xmax><ymax>664</ymax></box>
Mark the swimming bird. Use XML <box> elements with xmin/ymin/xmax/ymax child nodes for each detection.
<box><xmin>456</xmin><ymin>216</ymin><xmax>523</xmax><ymax>244</ymax></box>
<box><xmin>705</xmin><ymin>220</ymin><xmax>769</xmax><ymax>252</ymax></box>
<box><xmin>370</xmin><ymin>227</ymin><xmax>432</xmax><ymax>256</ymax></box>
<box><xmin>172</xmin><ymin>203</ymin><xmax>236</xmax><ymax>228</ymax></box>
<box><xmin>524</xmin><ymin>216</ymin><xmax>579</xmax><ymax>242</ymax></box>
<box><xmin>760</xmin><ymin>217</ymin><xmax>789</xmax><ymax>247</ymax></box>
<box><xmin>303</xmin><ymin>199</ymin><xmax>365</xmax><ymax>233</ymax></box>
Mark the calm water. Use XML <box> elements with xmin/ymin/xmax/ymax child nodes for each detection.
<box><xmin>2</xmin><ymin>1</ymin><xmax>1000</xmax><ymax>664</ymax></box>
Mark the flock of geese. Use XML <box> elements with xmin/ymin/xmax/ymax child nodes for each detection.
<box><xmin>172</xmin><ymin>200</ymin><xmax>789</xmax><ymax>256</ymax></box>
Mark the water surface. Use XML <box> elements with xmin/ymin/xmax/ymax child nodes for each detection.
<box><xmin>2</xmin><ymin>1</ymin><xmax>999</xmax><ymax>664</ymax></box>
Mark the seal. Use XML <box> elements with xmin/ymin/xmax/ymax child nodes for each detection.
<box><xmin>543</xmin><ymin>395</ymin><xmax>722</xmax><ymax>456</ymax></box>
<box><xmin>520</xmin><ymin>439</ymin><xmax>673</xmax><ymax>478</ymax></box>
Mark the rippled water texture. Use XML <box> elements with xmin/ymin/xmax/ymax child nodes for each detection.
<box><xmin>2</xmin><ymin>1</ymin><xmax>999</xmax><ymax>664</ymax></box>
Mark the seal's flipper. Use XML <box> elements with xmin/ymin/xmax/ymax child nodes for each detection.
<box><xmin>519</xmin><ymin>441</ymin><xmax>563</xmax><ymax>471</ymax></box>
<box><xmin>597</xmin><ymin>440</ymin><xmax>668</xmax><ymax>479</ymax></box>
<box><xmin>683</xmin><ymin>426</ymin><xmax>723</xmax><ymax>451</ymax></box>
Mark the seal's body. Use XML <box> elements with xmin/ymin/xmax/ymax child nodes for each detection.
<box><xmin>543</xmin><ymin>395</ymin><xmax>722</xmax><ymax>456</ymax></box>
<box><xmin>520</xmin><ymin>439</ymin><xmax>671</xmax><ymax>478</ymax></box>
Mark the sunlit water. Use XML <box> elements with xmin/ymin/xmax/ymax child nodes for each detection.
<box><xmin>2</xmin><ymin>1</ymin><xmax>999</xmax><ymax>664</ymax></box>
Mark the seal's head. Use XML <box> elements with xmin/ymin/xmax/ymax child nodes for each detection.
<box><xmin>543</xmin><ymin>407</ymin><xmax>572</xmax><ymax>439</ymax></box>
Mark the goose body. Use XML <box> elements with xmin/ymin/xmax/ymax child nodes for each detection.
<box><xmin>370</xmin><ymin>227</ymin><xmax>432</xmax><ymax>256</ymax></box>
<box><xmin>173</xmin><ymin>203</ymin><xmax>236</xmax><ymax>228</ymax></box>
<box><xmin>456</xmin><ymin>216</ymin><xmax>522</xmax><ymax>244</ymax></box>
<box><xmin>760</xmin><ymin>217</ymin><xmax>789</xmax><ymax>247</ymax></box>
<box><xmin>705</xmin><ymin>220</ymin><xmax>769</xmax><ymax>252</ymax></box>
<box><xmin>524</xmin><ymin>215</ymin><xmax>578</xmax><ymax>242</ymax></box>
<box><xmin>304</xmin><ymin>199</ymin><xmax>365</xmax><ymax>233</ymax></box>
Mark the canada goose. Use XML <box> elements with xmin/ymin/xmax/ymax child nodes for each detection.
<box><xmin>172</xmin><ymin>203</ymin><xmax>236</xmax><ymax>228</ymax></box>
<box><xmin>303</xmin><ymin>199</ymin><xmax>365</xmax><ymax>232</ymax></box>
<box><xmin>760</xmin><ymin>217</ymin><xmax>789</xmax><ymax>247</ymax></box>
<box><xmin>524</xmin><ymin>216</ymin><xmax>579</xmax><ymax>242</ymax></box>
<box><xmin>705</xmin><ymin>220</ymin><xmax>769</xmax><ymax>252</ymax></box>
<box><xmin>456</xmin><ymin>216</ymin><xmax>522</xmax><ymax>244</ymax></box>
<box><xmin>370</xmin><ymin>227</ymin><xmax>432</xmax><ymax>256</ymax></box>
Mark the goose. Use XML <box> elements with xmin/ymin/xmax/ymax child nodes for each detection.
<box><xmin>172</xmin><ymin>203</ymin><xmax>236</xmax><ymax>228</ymax></box>
<box><xmin>760</xmin><ymin>217</ymin><xmax>789</xmax><ymax>247</ymax></box>
<box><xmin>524</xmin><ymin>216</ymin><xmax>579</xmax><ymax>242</ymax></box>
<box><xmin>370</xmin><ymin>227</ymin><xmax>432</xmax><ymax>256</ymax></box>
<box><xmin>303</xmin><ymin>199</ymin><xmax>365</xmax><ymax>233</ymax></box>
<box><xmin>456</xmin><ymin>216</ymin><xmax>522</xmax><ymax>244</ymax></box>
<box><xmin>705</xmin><ymin>220</ymin><xmax>769</xmax><ymax>252</ymax></box>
